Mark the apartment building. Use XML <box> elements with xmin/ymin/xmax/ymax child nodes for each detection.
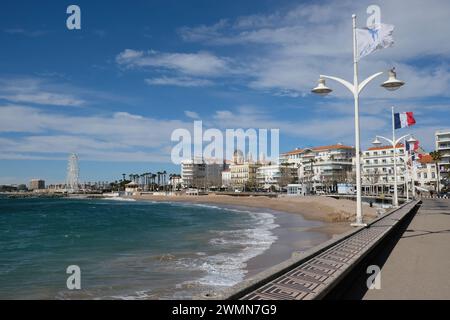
<box><xmin>256</xmin><ymin>164</ymin><xmax>297</xmax><ymax>190</ymax></box>
<box><xmin>435</xmin><ymin>129</ymin><xmax>450</xmax><ymax>189</ymax></box>
<box><xmin>362</xmin><ymin>144</ymin><xmax>406</xmax><ymax>194</ymax></box>
<box><xmin>280</xmin><ymin>143</ymin><xmax>355</xmax><ymax>193</ymax></box>
<box><xmin>181</xmin><ymin>159</ymin><xmax>228</xmax><ymax>189</ymax></box>
<box><xmin>181</xmin><ymin>159</ymin><xmax>206</xmax><ymax>188</ymax></box>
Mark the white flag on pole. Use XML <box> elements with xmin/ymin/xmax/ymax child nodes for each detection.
<box><xmin>356</xmin><ymin>23</ymin><xmax>394</xmax><ymax>60</ymax></box>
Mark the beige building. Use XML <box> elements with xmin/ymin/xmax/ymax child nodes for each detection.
<box><xmin>230</xmin><ymin>162</ymin><xmax>261</xmax><ymax>191</ymax></box>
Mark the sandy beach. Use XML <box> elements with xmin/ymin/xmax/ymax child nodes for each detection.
<box><xmin>132</xmin><ymin>194</ymin><xmax>379</xmax><ymax>234</ymax></box>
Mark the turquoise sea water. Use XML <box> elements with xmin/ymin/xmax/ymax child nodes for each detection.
<box><xmin>0</xmin><ymin>196</ymin><xmax>285</xmax><ymax>299</ymax></box>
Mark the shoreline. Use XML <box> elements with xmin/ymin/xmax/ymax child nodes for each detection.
<box><xmin>131</xmin><ymin>194</ymin><xmax>378</xmax><ymax>226</ymax></box>
<box><xmin>130</xmin><ymin>194</ymin><xmax>379</xmax><ymax>289</ymax></box>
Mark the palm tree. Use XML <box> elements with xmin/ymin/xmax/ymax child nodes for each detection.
<box><xmin>122</xmin><ymin>173</ymin><xmax>126</xmax><ymax>181</ymax></box>
<box><xmin>430</xmin><ymin>151</ymin><xmax>442</xmax><ymax>192</ymax></box>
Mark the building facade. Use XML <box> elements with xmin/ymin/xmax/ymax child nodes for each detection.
<box><xmin>435</xmin><ymin>129</ymin><xmax>450</xmax><ymax>190</ymax></box>
<box><xmin>181</xmin><ymin>159</ymin><xmax>206</xmax><ymax>188</ymax></box>
<box><xmin>361</xmin><ymin>144</ymin><xmax>406</xmax><ymax>194</ymax></box>
<box><xmin>29</xmin><ymin>179</ymin><xmax>45</xmax><ymax>190</ymax></box>
<box><xmin>413</xmin><ymin>154</ymin><xmax>438</xmax><ymax>192</ymax></box>
<box><xmin>221</xmin><ymin>170</ymin><xmax>231</xmax><ymax>188</ymax></box>
<box><xmin>256</xmin><ymin>164</ymin><xmax>297</xmax><ymax>190</ymax></box>
<box><xmin>280</xmin><ymin>144</ymin><xmax>355</xmax><ymax>193</ymax></box>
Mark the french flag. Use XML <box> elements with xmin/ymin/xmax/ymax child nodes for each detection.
<box><xmin>394</xmin><ymin>112</ymin><xmax>416</xmax><ymax>129</ymax></box>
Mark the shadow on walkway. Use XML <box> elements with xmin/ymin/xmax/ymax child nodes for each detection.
<box><xmin>323</xmin><ymin>203</ymin><xmax>420</xmax><ymax>300</ymax></box>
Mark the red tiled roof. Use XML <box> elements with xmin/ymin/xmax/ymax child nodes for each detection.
<box><xmin>367</xmin><ymin>143</ymin><xmax>404</xmax><ymax>151</ymax></box>
<box><xmin>419</xmin><ymin>154</ymin><xmax>433</xmax><ymax>164</ymax></box>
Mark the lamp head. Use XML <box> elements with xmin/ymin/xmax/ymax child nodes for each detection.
<box><xmin>407</xmin><ymin>137</ymin><xmax>417</xmax><ymax>145</ymax></box>
<box><xmin>312</xmin><ymin>78</ymin><xmax>332</xmax><ymax>96</ymax></box>
<box><xmin>372</xmin><ymin>137</ymin><xmax>382</xmax><ymax>146</ymax></box>
<box><xmin>381</xmin><ymin>68</ymin><xmax>405</xmax><ymax>91</ymax></box>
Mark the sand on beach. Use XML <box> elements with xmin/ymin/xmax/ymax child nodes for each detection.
<box><xmin>132</xmin><ymin>194</ymin><xmax>378</xmax><ymax>228</ymax></box>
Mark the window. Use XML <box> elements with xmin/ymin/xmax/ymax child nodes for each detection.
<box><xmin>432</xmin><ymin>173</ymin><xmax>435</xmax><ymax>178</ymax></box>
<box><xmin>424</xmin><ymin>173</ymin><xmax>428</xmax><ymax>179</ymax></box>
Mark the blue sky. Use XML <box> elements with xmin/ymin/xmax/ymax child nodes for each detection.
<box><xmin>0</xmin><ymin>0</ymin><xmax>449</xmax><ymax>184</ymax></box>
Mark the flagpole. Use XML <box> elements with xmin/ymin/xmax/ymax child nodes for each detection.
<box><xmin>392</xmin><ymin>106</ymin><xmax>399</xmax><ymax>207</ymax></box>
<box><xmin>352</xmin><ymin>14</ymin><xmax>364</xmax><ymax>226</ymax></box>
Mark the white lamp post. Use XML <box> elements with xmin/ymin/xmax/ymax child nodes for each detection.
<box><xmin>312</xmin><ymin>14</ymin><xmax>405</xmax><ymax>227</ymax></box>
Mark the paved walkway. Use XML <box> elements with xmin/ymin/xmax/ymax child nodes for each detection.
<box><xmin>363</xmin><ymin>199</ymin><xmax>450</xmax><ymax>299</ymax></box>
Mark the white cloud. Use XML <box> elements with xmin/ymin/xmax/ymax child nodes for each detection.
<box><xmin>145</xmin><ymin>76</ymin><xmax>213</xmax><ymax>87</ymax></box>
<box><xmin>0</xmin><ymin>78</ymin><xmax>85</xmax><ymax>107</ymax></box>
<box><xmin>177</xmin><ymin>0</ymin><xmax>450</xmax><ymax>99</ymax></box>
<box><xmin>184</xmin><ymin>110</ymin><xmax>200</xmax><ymax>119</ymax></box>
<box><xmin>116</xmin><ymin>49</ymin><xmax>231</xmax><ymax>77</ymax></box>
<box><xmin>0</xmin><ymin>105</ymin><xmax>191</xmax><ymax>162</ymax></box>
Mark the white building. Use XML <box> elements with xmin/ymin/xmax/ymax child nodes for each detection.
<box><xmin>435</xmin><ymin>129</ymin><xmax>450</xmax><ymax>189</ymax></box>
<box><xmin>181</xmin><ymin>159</ymin><xmax>227</xmax><ymax>189</ymax></box>
<box><xmin>280</xmin><ymin>144</ymin><xmax>355</xmax><ymax>193</ymax></box>
<box><xmin>256</xmin><ymin>164</ymin><xmax>297</xmax><ymax>190</ymax></box>
<box><xmin>362</xmin><ymin>144</ymin><xmax>406</xmax><ymax>194</ymax></box>
<box><xmin>181</xmin><ymin>159</ymin><xmax>206</xmax><ymax>188</ymax></box>
<box><xmin>221</xmin><ymin>170</ymin><xmax>231</xmax><ymax>188</ymax></box>
<box><xmin>169</xmin><ymin>174</ymin><xmax>183</xmax><ymax>190</ymax></box>
<box><xmin>413</xmin><ymin>154</ymin><xmax>438</xmax><ymax>192</ymax></box>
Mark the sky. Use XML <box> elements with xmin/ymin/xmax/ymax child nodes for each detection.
<box><xmin>0</xmin><ymin>0</ymin><xmax>449</xmax><ymax>184</ymax></box>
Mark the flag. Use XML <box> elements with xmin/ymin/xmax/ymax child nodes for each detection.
<box><xmin>356</xmin><ymin>23</ymin><xmax>394</xmax><ymax>60</ymax></box>
<box><xmin>413</xmin><ymin>139</ymin><xmax>420</xmax><ymax>151</ymax></box>
<box><xmin>394</xmin><ymin>112</ymin><xmax>416</xmax><ymax>129</ymax></box>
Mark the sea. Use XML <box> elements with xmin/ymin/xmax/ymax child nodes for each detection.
<box><xmin>0</xmin><ymin>195</ymin><xmax>325</xmax><ymax>299</ymax></box>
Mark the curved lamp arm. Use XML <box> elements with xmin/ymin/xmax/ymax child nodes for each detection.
<box><xmin>358</xmin><ymin>72</ymin><xmax>383</xmax><ymax>94</ymax></box>
<box><xmin>376</xmin><ymin>135</ymin><xmax>394</xmax><ymax>145</ymax></box>
<box><xmin>395</xmin><ymin>134</ymin><xmax>411</xmax><ymax>145</ymax></box>
<box><xmin>320</xmin><ymin>75</ymin><xmax>355</xmax><ymax>94</ymax></box>
<box><xmin>377</xmin><ymin>134</ymin><xmax>411</xmax><ymax>147</ymax></box>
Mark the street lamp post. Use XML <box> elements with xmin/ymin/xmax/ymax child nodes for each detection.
<box><xmin>312</xmin><ymin>14</ymin><xmax>405</xmax><ymax>226</ymax></box>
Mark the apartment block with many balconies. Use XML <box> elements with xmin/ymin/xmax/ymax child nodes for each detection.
<box><xmin>435</xmin><ymin>129</ymin><xmax>450</xmax><ymax>189</ymax></box>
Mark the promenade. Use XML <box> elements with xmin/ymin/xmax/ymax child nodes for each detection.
<box><xmin>361</xmin><ymin>199</ymin><xmax>450</xmax><ymax>299</ymax></box>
